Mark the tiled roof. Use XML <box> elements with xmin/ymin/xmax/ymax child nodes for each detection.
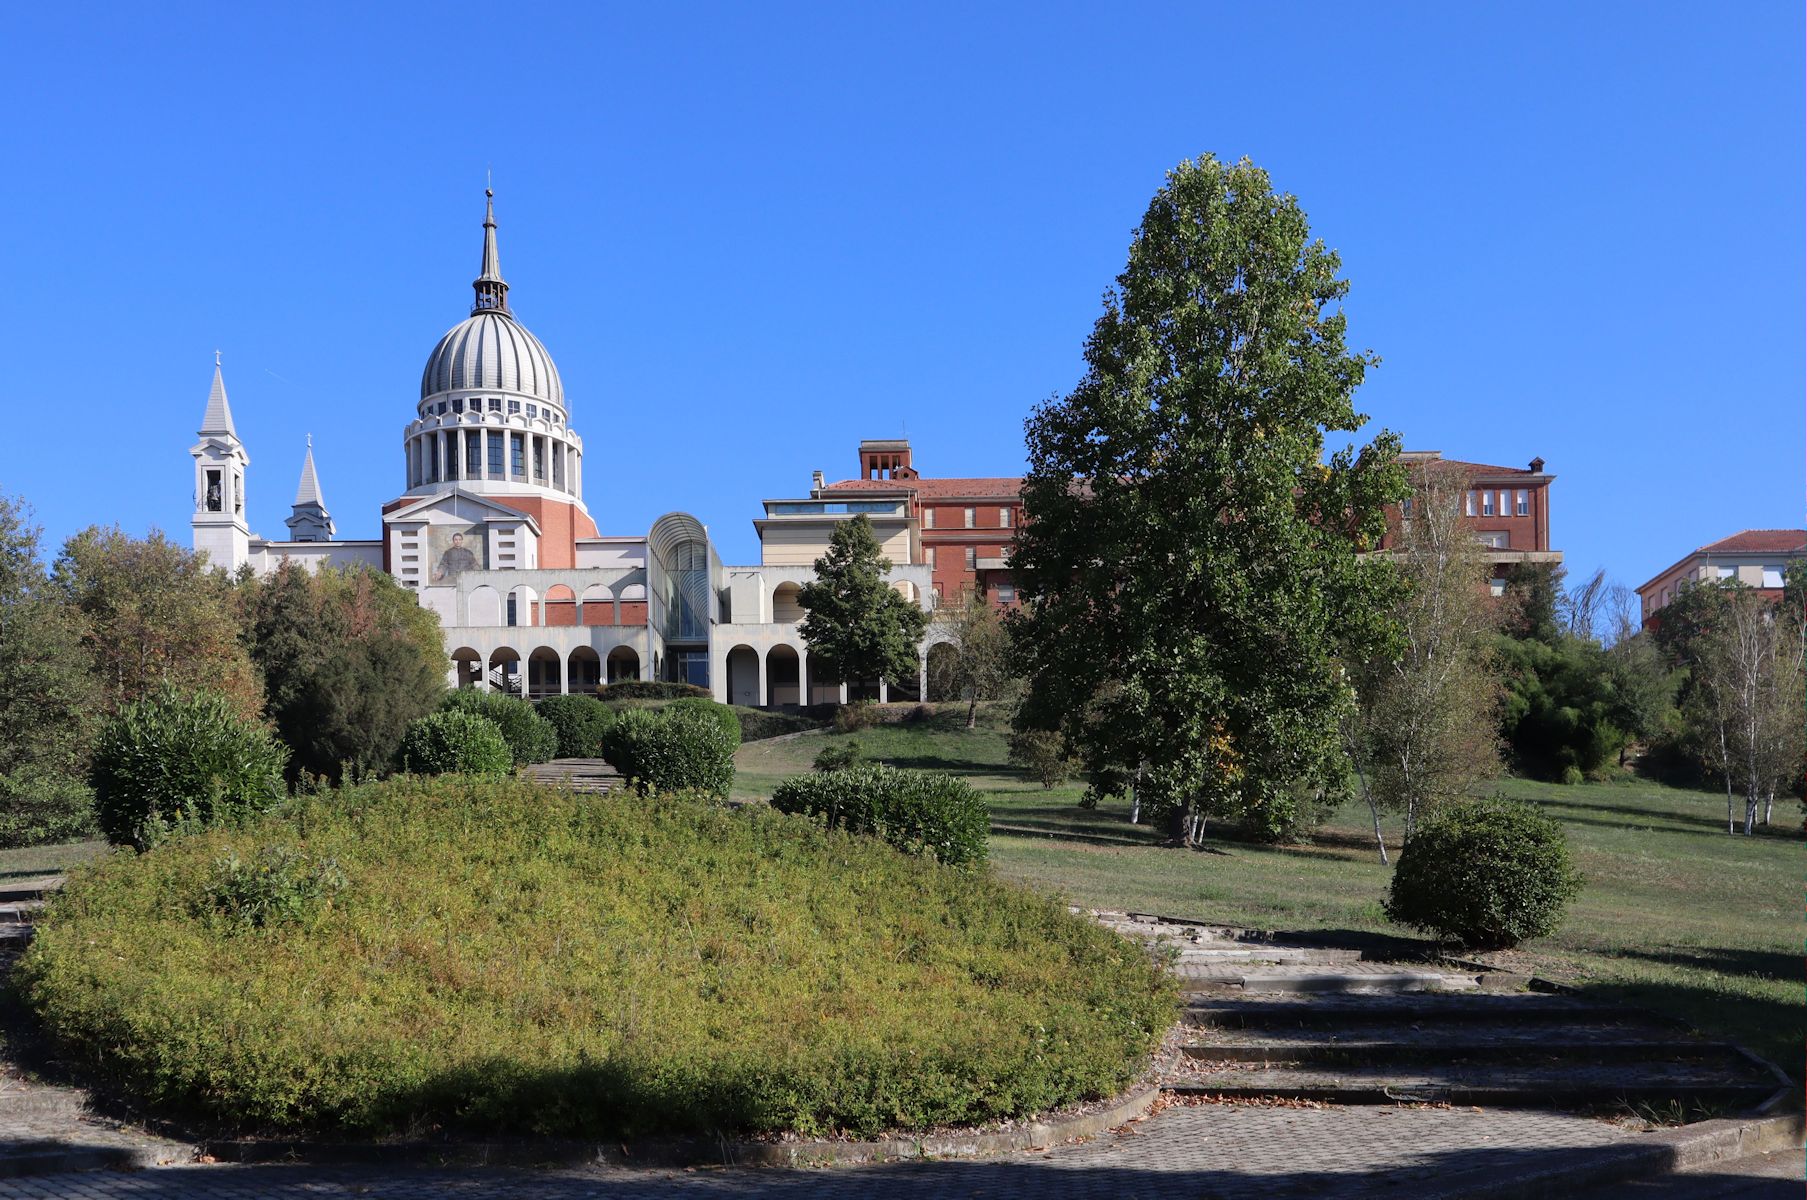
<box><xmin>823</xmin><ymin>477</ymin><xmax>1023</xmax><ymax>499</ymax></box>
<box><xmin>1695</xmin><ymin>529</ymin><xmax>1807</xmax><ymax>555</ymax></box>
<box><xmin>1414</xmin><ymin>457</ymin><xmax>1542</xmax><ymax>478</ymax></box>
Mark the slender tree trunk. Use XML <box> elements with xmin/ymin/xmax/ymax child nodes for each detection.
<box><xmin>1718</xmin><ymin>720</ymin><xmax>1735</xmax><ymax>834</ymax></box>
<box><xmin>1350</xmin><ymin>753</ymin><xmax>1387</xmax><ymax>865</ymax></box>
<box><xmin>1763</xmin><ymin>790</ymin><xmax>1774</xmax><ymax>826</ymax></box>
<box><xmin>965</xmin><ymin>690</ymin><xmax>978</xmax><ymax>729</ymax></box>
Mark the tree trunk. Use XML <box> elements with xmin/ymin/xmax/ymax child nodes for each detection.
<box><xmin>1763</xmin><ymin>790</ymin><xmax>1774</xmax><ymax>826</ymax></box>
<box><xmin>965</xmin><ymin>690</ymin><xmax>978</xmax><ymax>729</ymax></box>
<box><xmin>1350</xmin><ymin>754</ymin><xmax>1387</xmax><ymax>865</ymax></box>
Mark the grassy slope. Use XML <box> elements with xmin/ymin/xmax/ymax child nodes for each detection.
<box><xmin>732</xmin><ymin>707</ymin><xmax>1805</xmax><ymax>1080</ymax></box>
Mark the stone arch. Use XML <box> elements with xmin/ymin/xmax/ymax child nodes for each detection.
<box><xmin>617</xmin><ymin>583</ymin><xmax>648</xmax><ymax>628</ymax></box>
<box><xmin>543</xmin><ymin>584</ymin><xmax>578</xmax><ymax>628</ymax></box>
<box><xmin>606</xmin><ymin>645</ymin><xmax>641</xmax><ymax>683</ymax></box>
<box><xmin>526</xmin><ymin>646</ymin><xmax>563</xmax><ymax>700</ymax></box>
<box><xmin>467</xmin><ymin>585</ymin><xmax>502</xmax><ymax>627</ymax></box>
<box><xmin>488</xmin><ymin>646</ymin><xmax>522</xmax><ymax>696</ymax></box>
<box><xmin>580</xmin><ymin>583</ymin><xmax>614</xmax><ymax>626</ymax></box>
<box><xmin>772</xmin><ymin>581</ymin><xmax>804</xmax><ymax>623</ymax></box>
<box><xmin>925</xmin><ymin>640</ymin><xmax>960</xmax><ymax>702</ymax></box>
<box><xmin>451</xmin><ymin>647</ymin><xmax>483</xmax><ymax>690</ymax></box>
<box><xmin>725</xmin><ymin>644</ymin><xmax>760</xmax><ymax>708</ymax></box>
<box><xmin>765</xmin><ymin>644</ymin><xmax>801</xmax><ymax>707</ymax></box>
<box><xmin>567</xmin><ymin>645</ymin><xmax>602</xmax><ymax>694</ymax></box>
<box><xmin>894</xmin><ymin>579</ymin><xmax>918</xmax><ymax>604</ymax></box>
<box><xmin>506</xmin><ymin>584</ymin><xmax>540</xmax><ymax>628</ymax></box>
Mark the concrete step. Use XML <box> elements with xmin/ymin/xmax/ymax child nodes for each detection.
<box><xmin>1172</xmin><ymin>946</ymin><xmax>1365</xmax><ymax>964</ymax></box>
<box><xmin>0</xmin><ymin>900</ymin><xmax>47</xmax><ymax>924</ymax></box>
<box><xmin>1183</xmin><ymin>993</ymin><xmax>1650</xmax><ymax>1028</ymax></box>
<box><xmin>1180</xmin><ymin>1038</ymin><xmax>1749</xmax><ymax>1066</ymax></box>
<box><xmin>0</xmin><ymin>877</ymin><xmax>63</xmax><ymax>904</ymax></box>
<box><xmin>1164</xmin><ymin>1060</ymin><xmax>1779</xmax><ymax>1108</ymax></box>
<box><xmin>1228</xmin><ymin>967</ymin><xmax>1481</xmax><ymax>995</ymax></box>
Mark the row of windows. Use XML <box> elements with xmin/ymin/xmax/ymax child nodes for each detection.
<box><xmin>1466</xmin><ymin>489</ymin><xmax>1530</xmax><ymax>518</ymax></box>
<box><xmin>923</xmin><ymin>506</ymin><xmax>1014</xmax><ymax>530</ymax></box>
<box><xmin>1654</xmin><ymin>565</ymin><xmax>1791</xmax><ymax>609</ymax></box>
<box><xmin>416</xmin><ymin>430</ymin><xmax>569</xmax><ymax>488</ymax></box>
<box><xmin>926</xmin><ymin>546</ymin><xmax>997</xmax><ymax>570</ymax></box>
<box><xmin>425</xmin><ymin>398</ymin><xmax>563</xmax><ymax>425</ymax></box>
<box><xmin>929</xmin><ymin>580</ymin><xmax>1016</xmax><ymax>604</ymax></box>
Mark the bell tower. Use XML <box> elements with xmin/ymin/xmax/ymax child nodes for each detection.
<box><xmin>190</xmin><ymin>354</ymin><xmax>252</xmax><ymax>569</ymax></box>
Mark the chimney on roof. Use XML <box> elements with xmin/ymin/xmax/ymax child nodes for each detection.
<box><xmin>811</xmin><ymin>470</ymin><xmax>825</xmax><ymax>493</ymax></box>
<box><xmin>1529</xmin><ymin>456</ymin><xmax>1545</xmax><ymax>474</ymax></box>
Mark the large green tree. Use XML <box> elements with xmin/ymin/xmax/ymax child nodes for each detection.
<box><xmin>238</xmin><ymin>561</ymin><xmax>446</xmax><ymax>781</ymax></box>
<box><xmin>1009</xmin><ymin>155</ymin><xmax>1407</xmax><ymax>844</ymax></box>
<box><xmin>798</xmin><ymin>515</ymin><xmax>929</xmax><ymax>692</ymax></box>
<box><xmin>0</xmin><ymin>494</ymin><xmax>98</xmax><ymax>846</ymax></box>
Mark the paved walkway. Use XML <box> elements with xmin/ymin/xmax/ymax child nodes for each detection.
<box><xmin>0</xmin><ymin>1105</ymin><xmax>1643</xmax><ymax>1198</ymax></box>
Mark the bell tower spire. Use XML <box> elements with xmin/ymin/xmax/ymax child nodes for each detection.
<box><xmin>190</xmin><ymin>354</ymin><xmax>252</xmax><ymax>569</ymax></box>
<box><xmin>472</xmin><ymin>189</ymin><xmax>510</xmax><ymax>315</ymax></box>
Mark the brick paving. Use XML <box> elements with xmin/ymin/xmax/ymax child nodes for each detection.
<box><xmin>0</xmin><ymin>1105</ymin><xmax>1640</xmax><ymax>1198</ymax></box>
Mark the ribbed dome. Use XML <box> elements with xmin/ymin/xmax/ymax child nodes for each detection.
<box><xmin>419</xmin><ymin>310</ymin><xmax>565</xmax><ymax>407</ymax></box>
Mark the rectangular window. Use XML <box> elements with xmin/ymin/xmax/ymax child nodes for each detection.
<box><xmin>1762</xmin><ymin>565</ymin><xmax>1786</xmax><ymax>588</ymax></box>
<box><xmin>1001</xmin><ymin>507</ymin><xmax>1012</xmax><ymax>528</ymax></box>
<box><xmin>1478</xmin><ymin>531</ymin><xmax>1509</xmax><ymax>548</ymax></box>
<box><xmin>533</xmin><ymin>438</ymin><xmax>546</xmax><ymax>481</ymax></box>
<box><xmin>466</xmin><ymin>435</ymin><xmax>482</xmax><ymax>476</ymax></box>
<box><xmin>488</xmin><ymin>398</ymin><xmax>501</xmax><ymax>412</ymax></box>
<box><xmin>927</xmin><ymin>547</ymin><xmax>937</xmax><ymax>569</ymax></box>
<box><xmin>487</xmin><ymin>431</ymin><xmax>504</xmax><ymax>476</ymax></box>
<box><xmin>1481</xmin><ymin>491</ymin><xmax>1495</xmax><ymax>516</ymax></box>
<box><xmin>996</xmin><ymin>583</ymin><xmax>1015</xmax><ymax>604</ymax></box>
<box><xmin>507</xmin><ymin>400</ymin><xmax>522</xmax><ymax>415</ymax></box>
<box><xmin>1515</xmin><ymin>489</ymin><xmax>1529</xmax><ymax>516</ymax></box>
<box><xmin>964</xmin><ymin>507</ymin><xmax>975</xmax><ymax>529</ymax></box>
<box><xmin>527</xmin><ymin>404</ymin><xmax>538</xmax><ymax>418</ymax></box>
<box><xmin>965</xmin><ymin>546</ymin><xmax>976</xmax><ymax>569</ymax></box>
<box><xmin>1465</xmin><ymin>491</ymin><xmax>1476</xmax><ymax>517</ymax></box>
<box><xmin>204</xmin><ymin>468</ymin><xmax>222</xmax><ymax>512</ymax></box>
<box><xmin>451</xmin><ymin>398</ymin><xmax>464</xmax><ymax>414</ymax></box>
<box><xmin>1401</xmin><ymin>497</ymin><xmax>1414</xmax><ymax>517</ymax></box>
<box><xmin>552</xmin><ymin>444</ymin><xmax>565</xmax><ymax>489</ymax></box>
<box><xmin>1499</xmin><ymin>491</ymin><xmax>1509</xmax><ymax>516</ymax></box>
<box><xmin>924</xmin><ymin>508</ymin><xmax>935</xmax><ymax>529</ymax></box>
<box><xmin>510</xmin><ymin>434</ymin><xmax>525</xmax><ymax>478</ymax></box>
<box><xmin>1716</xmin><ymin>566</ymin><xmax>1735</xmax><ymax>580</ymax></box>
<box><xmin>1489</xmin><ymin>577</ymin><xmax>1507</xmax><ymax>598</ymax></box>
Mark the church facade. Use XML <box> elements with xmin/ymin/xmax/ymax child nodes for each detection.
<box><xmin>190</xmin><ymin>193</ymin><xmax>935</xmax><ymax>707</ymax></box>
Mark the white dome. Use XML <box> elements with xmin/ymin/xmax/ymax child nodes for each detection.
<box><xmin>420</xmin><ymin>310</ymin><xmax>564</xmax><ymax>407</ymax></box>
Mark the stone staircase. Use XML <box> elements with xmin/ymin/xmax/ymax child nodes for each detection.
<box><xmin>519</xmin><ymin>757</ymin><xmax>624</xmax><ymax>795</ymax></box>
<box><xmin>1093</xmin><ymin>912</ymin><xmax>1788</xmax><ymax>1118</ymax></box>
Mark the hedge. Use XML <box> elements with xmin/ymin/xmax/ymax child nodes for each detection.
<box><xmin>533</xmin><ymin>695</ymin><xmax>615</xmax><ymax>759</ymax></box>
<box><xmin>397</xmin><ymin>710</ymin><xmax>513</xmax><ymax>777</ymax></box>
<box><xmin>595</xmin><ymin>681</ymin><xmax>711</xmax><ymax>701</ymax></box>
<box><xmin>770</xmin><ymin>764</ymin><xmax>990</xmax><ymax>867</ymax></box>
<box><xmin>441</xmin><ymin>690</ymin><xmax>557</xmax><ymax>765</ymax></box>
<box><xmin>599</xmin><ymin>706</ymin><xmax>738</xmax><ymax>798</ymax></box>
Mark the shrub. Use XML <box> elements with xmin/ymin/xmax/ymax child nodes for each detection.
<box><xmin>905</xmin><ymin>703</ymin><xmax>936</xmax><ymax>724</ymax></box>
<box><xmin>771</xmin><ymin>764</ymin><xmax>990</xmax><ymax>867</ymax></box>
<box><xmin>442</xmin><ymin>690</ymin><xmax>557</xmax><ymax>766</ymax></box>
<box><xmin>1384</xmin><ymin>797</ymin><xmax>1583</xmax><ymax>950</ymax></box>
<box><xmin>834</xmin><ymin>700</ymin><xmax>880</xmax><ymax>732</ymax></box>
<box><xmin>599</xmin><ymin>707</ymin><xmax>738</xmax><ymax>798</ymax></box>
<box><xmin>198</xmin><ymin>844</ymin><xmax>346</xmax><ymax>931</ymax></box>
<box><xmin>14</xmin><ymin>776</ymin><xmax>1176</xmax><ymax>1138</ymax></box>
<box><xmin>733</xmin><ymin>707</ymin><xmax>822</xmax><ymax>742</ymax></box>
<box><xmin>397</xmin><ymin>711</ymin><xmax>513</xmax><ymax>777</ymax></box>
<box><xmin>595</xmin><ymin>680</ymin><xmax>710</xmax><ymax>701</ymax></box>
<box><xmin>666</xmin><ymin>697</ymin><xmax>741</xmax><ymax>746</ymax></box>
<box><xmin>534</xmin><ymin>695</ymin><xmax>614</xmax><ymax>759</ymax></box>
<box><xmin>1008</xmin><ymin>728</ymin><xmax>1078</xmax><ymax>790</ymax></box>
<box><xmin>90</xmin><ymin>689</ymin><xmax>289</xmax><ymax>850</ymax></box>
<box><xmin>812</xmin><ymin>739</ymin><xmax>863</xmax><ymax>772</ymax></box>
<box><xmin>0</xmin><ymin>773</ymin><xmax>94</xmax><ymax>850</ymax></box>
<box><xmin>1559</xmin><ymin>765</ymin><xmax>1585</xmax><ymax>786</ymax></box>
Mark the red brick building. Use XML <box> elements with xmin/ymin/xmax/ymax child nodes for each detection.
<box><xmin>1383</xmin><ymin>451</ymin><xmax>1561</xmax><ymax>593</ymax></box>
<box><xmin>1636</xmin><ymin>529</ymin><xmax>1807</xmax><ymax>629</ymax></box>
<box><xmin>819</xmin><ymin>439</ymin><xmax>1024</xmax><ymax>607</ymax></box>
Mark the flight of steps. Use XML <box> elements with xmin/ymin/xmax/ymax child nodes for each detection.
<box><xmin>1094</xmin><ymin>912</ymin><xmax>1787</xmax><ymax>1117</ymax></box>
<box><xmin>519</xmin><ymin>757</ymin><xmax>624</xmax><ymax>795</ymax></box>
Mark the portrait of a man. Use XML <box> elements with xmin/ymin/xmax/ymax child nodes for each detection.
<box><xmin>430</xmin><ymin>526</ymin><xmax>483</xmax><ymax>582</ymax></box>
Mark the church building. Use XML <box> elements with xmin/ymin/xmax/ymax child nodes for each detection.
<box><xmin>190</xmin><ymin>193</ymin><xmax>936</xmax><ymax>706</ymax></box>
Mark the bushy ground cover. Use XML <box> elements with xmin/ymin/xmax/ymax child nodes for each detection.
<box><xmin>17</xmin><ymin>775</ymin><xmax>1172</xmax><ymax>1138</ymax></box>
<box><xmin>733</xmin><ymin>704</ymin><xmax>1804</xmax><ymax>1079</ymax></box>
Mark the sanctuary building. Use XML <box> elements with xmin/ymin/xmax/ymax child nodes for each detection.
<box><xmin>190</xmin><ymin>193</ymin><xmax>934</xmax><ymax>706</ymax></box>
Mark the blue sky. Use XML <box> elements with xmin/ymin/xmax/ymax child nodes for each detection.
<box><xmin>6</xmin><ymin>3</ymin><xmax>1801</xmax><ymax>593</ymax></box>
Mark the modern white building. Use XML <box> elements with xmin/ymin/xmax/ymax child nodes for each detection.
<box><xmin>190</xmin><ymin>192</ymin><xmax>935</xmax><ymax>706</ymax></box>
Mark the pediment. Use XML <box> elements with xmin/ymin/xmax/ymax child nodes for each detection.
<box><xmin>382</xmin><ymin>488</ymin><xmax>543</xmax><ymax>535</ymax></box>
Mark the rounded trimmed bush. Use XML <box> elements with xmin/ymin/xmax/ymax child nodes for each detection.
<box><xmin>441</xmin><ymin>690</ymin><xmax>557</xmax><ymax>765</ymax></box>
<box><xmin>771</xmin><ymin>764</ymin><xmax>990</xmax><ymax>867</ymax></box>
<box><xmin>18</xmin><ymin>777</ymin><xmax>1174</xmax><ymax>1138</ymax></box>
<box><xmin>664</xmin><ymin>697</ymin><xmax>741</xmax><ymax>746</ymax></box>
<box><xmin>397</xmin><ymin>710</ymin><xmax>513</xmax><ymax>777</ymax></box>
<box><xmin>91</xmin><ymin>688</ymin><xmax>289</xmax><ymax>850</ymax></box>
<box><xmin>599</xmin><ymin>706</ymin><xmax>737</xmax><ymax>798</ymax></box>
<box><xmin>1384</xmin><ymin>797</ymin><xmax>1583</xmax><ymax>950</ymax></box>
<box><xmin>533</xmin><ymin>695</ymin><xmax>614</xmax><ymax>759</ymax></box>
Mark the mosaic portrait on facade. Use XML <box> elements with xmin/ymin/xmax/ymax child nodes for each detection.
<box><xmin>429</xmin><ymin>523</ymin><xmax>484</xmax><ymax>582</ymax></box>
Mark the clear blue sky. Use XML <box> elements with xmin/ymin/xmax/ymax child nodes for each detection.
<box><xmin>7</xmin><ymin>2</ymin><xmax>1801</xmax><ymax>592</ymax></box>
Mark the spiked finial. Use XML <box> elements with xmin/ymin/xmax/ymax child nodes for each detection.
<box><xmin>472</xmin><ymin>188</ymin><xmax>510</xmax><ymax>315</ymax></box>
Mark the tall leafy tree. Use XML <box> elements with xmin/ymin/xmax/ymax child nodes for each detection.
<box><xmin>0</xmin><ymin>494</ymin><xmax>98</xmax><ymax>846</ymax></box>
<box><xmin>239</xmin><ymin>561</ymin><xmax>446</xmax><ymax>781</ymax></box>
<box><xmin>51</xmin><ymin>526</ymin><xmax>261</xmax><ymax>719</ymax></box>
<box><xmin>798</xmin><ymin>515</ymin><xmax>929</xmax><ymax>692</ymax></box>
<box><xmin>1345</xmin><ymin>464</ymin><xmax>1502</xmax><ymax>860</ymax></box>
<box><xmin>928</xmin><ymin>588</ymin><xmax>1014</xmax><ymax>727</ymax></box>
<box><xmin>1009</xmin><ymin>155</ymin><xmax>1406</xmax><ymax>844</ymax></box>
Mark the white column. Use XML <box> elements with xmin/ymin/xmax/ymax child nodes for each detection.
<box><xmin>838</xmin><ymin>682</ymin><xmax>848</xmax><ymax>705</ymax></box>
<box><xmin>757</xmin><ymin>649</ymin><xmax>768</xmax><ymax>709</ymax></box>
<box><xmin>918</xmin><ymin>651</ymin><xmax>929</xmax><ymax>703</ymax></box>
<box><xmin>878</xmin><ymin>678</ymin><xmax>889</xmax><ymax>704</ymax></box>
<box><xmin>798</xmin><ymin>648</ymin><xmax>809</xmax><ymax>706</ymax></box>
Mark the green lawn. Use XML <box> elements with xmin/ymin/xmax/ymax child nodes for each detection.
<box><xmin>734</xmin><ymin>706</ymin><xmax>1805</xmax><ymax>1080</ymax></box>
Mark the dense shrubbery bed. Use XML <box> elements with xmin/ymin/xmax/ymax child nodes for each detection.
<box><xmin>19</xmin><ymin>777</ymin><xmax>1172</xmax><ymax>1139</ymax></box>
